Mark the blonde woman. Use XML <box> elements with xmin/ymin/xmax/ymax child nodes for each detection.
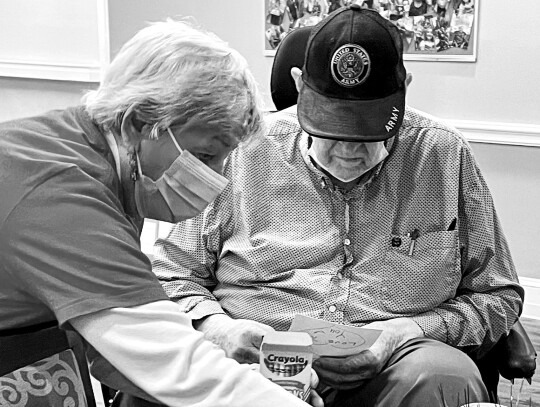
<box><xmin>0</xmin><ymin>19</ymin><xmax>321</xmax><ymax>407</ymax></box>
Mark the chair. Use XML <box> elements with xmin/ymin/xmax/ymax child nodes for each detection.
<box><xmin>0</xmin><ymin>322</ymin><xmax>100</xmax><ymax>407</ymax></box>
<box><xmin>270</xmin><ymin>26</ymin><xmax>312</xmax><ymax>112</ymax></box>
<box><xmin>475</xmin><ymin>320</ymin><xmax>537</xmax><ymax>402</ymax></box>
<box><xmin>270</xmin><ymin>26</ymin><xmax>537</xmax><ymax>402</ymax></box>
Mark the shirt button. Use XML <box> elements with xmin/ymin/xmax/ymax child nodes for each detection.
<box><xmin>337</xmin><ymin>272</ymin><xmax>343</xmax><ymax>279</ymax></box>
<box><xmin>328</xmin><ymin>305</ymin><xmax>337</xmax><ymax>313</ymax></box>
<box><xmin>344</xmin><ymin>238</ymin><xmax>351</xmax><ymax>246</ymax></box>
<box><xmin>391</xmin><ymin>237</ymin><xmax>402</xmax><ymax>247</ymax></box>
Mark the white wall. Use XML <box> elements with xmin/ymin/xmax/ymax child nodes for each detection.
<box><xmin>0</xmin><ymin>77</ymin><xmax>95</xmax><ymax>122</ymax></box>
<box><xmin>109</xmin><ymin>0</ymin><xmax>540</xmax><ymax>123</ymax></box>
<box><xmin>0</xmin><ymin>0</ymin><xmax>105</xmax><ymax>121</ymax></box>
<box><xmin>1</xmin><ymin>0</ymin><xmax>539</xmax><ymax>284</ymax></box>
<box><xmin>108</xmin><ymin>0</ymin><xmax>540</xmax><ymax>281</ymax></box>
<box><xmin>0</xmin><ymin>0</ymin><xmax>108</xmax><ymax>82</ymax></box>
<box><xmin>404</xmin><ymin>0</ymin><xmax>540</xmax><ymax>125</ymax></box>
<box><xmin>471</xmin><ymin>143</ymin><xmax>540</xmax><ymax>277</ymax></box>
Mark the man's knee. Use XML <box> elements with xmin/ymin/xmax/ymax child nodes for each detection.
<box><xmin>395</xmin><ymin>338</ymin><xmax>483</xmax><ymax>384</ymax></box>
<box><xmin>333</xmin><ymin>338</ymin><xmax>489</xmax><ymax>407</ymax></box>
<box><xmin>384</xmin><ymin>339</ymin><xmax>488</xmax><ymax>406</ymax></box>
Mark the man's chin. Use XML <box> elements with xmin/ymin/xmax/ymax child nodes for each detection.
<box><xmin>335</xmin><ymin>161</ymin><xmax>365</xmax><ymax>171</ymax></box>
<box><xmin>332</xmin><ymin>169</ymin><xmax>363</xmax><ymax>181</ymax></box>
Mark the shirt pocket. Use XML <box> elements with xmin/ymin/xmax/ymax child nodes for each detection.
<box><xmin>380</xmin><ymin>230</ymin><xmax>461</xmax><ymax>314</ymax></box>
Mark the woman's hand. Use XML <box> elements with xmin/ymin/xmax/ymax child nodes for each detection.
<box><xmin>248</xmin><ymin>365</ymin><xmax>324</xmax><ymax>407</ymax></box>
<box><xmin>309</xmin><ymin>368</ymin><xmax>324</xmax><ymax>407</ymax></box>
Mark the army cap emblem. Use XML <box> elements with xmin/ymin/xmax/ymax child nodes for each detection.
<box><xmin>331</xmin><ymin>44</ymin><xmax>371</xmax><ymax>88</ymax></box>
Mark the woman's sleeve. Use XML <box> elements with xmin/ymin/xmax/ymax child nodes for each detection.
<box><xmin>71</xmin><ymin>301</ymin><xmax>308</xmax><ymax>407</ymax></box>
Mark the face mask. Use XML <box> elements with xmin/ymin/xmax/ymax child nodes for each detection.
<box><xmin>134</xmin><ymin>128</ymin><xmax>229</xmax><ymax>223</ymax></box>
<box><xmin>309</xmin><ymin>138</ymin><xmax>389</xmax><ymax>183</ymax></box>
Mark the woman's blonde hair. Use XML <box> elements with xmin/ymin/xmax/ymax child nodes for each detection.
<box><xmin>84</xmin><ymin>19</ymin><xmax>263</xmax><ymax>141</ymax></box>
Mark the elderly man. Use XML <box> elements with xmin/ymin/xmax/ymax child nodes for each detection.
<box><xmin>154</xmin><ymin>6</ymin><xmax>523</xmax><ymax>406</ymax></box>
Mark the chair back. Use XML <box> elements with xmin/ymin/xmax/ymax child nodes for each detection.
<box><xmin>270</xmin><ymin>26</ymin><xmax>312</xmax><ymax>111</ymax></box>
<box><xmin>0</xmin><ymin>323</ymin><xmax>97</xmax><ymax>407</ymax></box>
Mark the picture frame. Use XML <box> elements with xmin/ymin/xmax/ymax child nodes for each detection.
<box><xmin>264</xmin><ymin>0</ymin><xmax>479</xmax><ymax>62</ymax></box>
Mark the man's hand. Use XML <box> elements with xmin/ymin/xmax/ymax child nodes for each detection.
<box><xmin>313</xmin><ymin>318</ymin><xmax>424</xmax><ymax>390</ymax></box>
<box><xmin>194</xmin><ymin>314</ymin><xmax>275</xmax><ymax>363</ymax></box>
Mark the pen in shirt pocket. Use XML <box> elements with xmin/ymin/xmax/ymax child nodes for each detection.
<box><xmin>407</xmin><ymin>228</ymin><xmax>420</xmax><ymax>256</ymax></box>
<box><xmin>447</xmin><ymin>218</ymin><xmax>457</xmax><ymax>231</ymax></box>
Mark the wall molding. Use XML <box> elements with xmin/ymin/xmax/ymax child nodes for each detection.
<box><xmin>0</xmin><ymin>0</ymin><xmax>109</xmax><ymax>83</ymax></box>
<box><xmin>448</xmin><ymin>119</ymin><xmax>540</xmax><ymax>147</ymax></box>
<box><xmin>0</xmin><ymin>60</ymin><xmax>102</xmax><ymax>82</ymax></box>
<box><xmin>521</xmin><ymin>277</ymin><xmax>540</xmax><ymax>320</ymax></box>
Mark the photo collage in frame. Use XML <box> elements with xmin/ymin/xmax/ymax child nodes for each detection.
<box><xmin>265</xmin><ymin>0</ymin><xmax>478</xmax><ymax>61</ymax></box>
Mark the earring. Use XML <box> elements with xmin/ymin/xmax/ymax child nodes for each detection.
<box><xmin>127</xmin><ymin>147</ymin><xmax>139</xmax><ymax>181</ymax></box>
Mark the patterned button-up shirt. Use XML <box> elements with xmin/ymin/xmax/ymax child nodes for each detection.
<box><xmin>153</xmin><ymin>106</ymin><xmax>523</xmax><ymax>353</ymax></box>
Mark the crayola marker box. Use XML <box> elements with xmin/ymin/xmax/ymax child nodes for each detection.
<box><xmin>259</xmin><ymin>331</ymin><xmax>313</xmax><ymax>401</ymax></box>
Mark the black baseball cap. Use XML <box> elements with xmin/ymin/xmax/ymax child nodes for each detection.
<box><xmin>297</xmin><ymin>5</ymin><xmax>407</xmax><ymax>142</ymax></box>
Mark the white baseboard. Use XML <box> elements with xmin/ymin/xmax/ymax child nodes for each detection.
<box><xmin>521</xmin><ymin>277</ymin><xmax>540</xmax><ymax>320</ymax></box>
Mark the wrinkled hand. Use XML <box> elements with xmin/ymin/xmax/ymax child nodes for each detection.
<box><xmin>195</xmin><ymin>314</ymin><xmax>274</xmax><ymax>363</ymax></box>
<box><xmin>313</xmin><ymin>318</ymin><xmax>424</xmax><ymax>390</ymax></box>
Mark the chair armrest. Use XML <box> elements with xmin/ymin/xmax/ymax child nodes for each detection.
<box><xmin>496</xmin><ymin>320</ymin><xmax>537</xmax><ymax>381</ymax></box>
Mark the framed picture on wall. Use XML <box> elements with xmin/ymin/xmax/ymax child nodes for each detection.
<box><xmin>264</xmin><ymin>0</ymin><xmax>479</xmax><ymax>62</ymax></box>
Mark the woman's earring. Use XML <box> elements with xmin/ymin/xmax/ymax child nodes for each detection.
<box><xmin>127</xmin><ymin>147</ymin><xmax>139</xmax><ymax>181</ymax></box>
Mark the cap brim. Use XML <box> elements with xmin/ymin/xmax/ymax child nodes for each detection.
<box><xmin>297</xmin><ymin>83</ymin><xmax>405</xmax><ymax>142</ymax></box>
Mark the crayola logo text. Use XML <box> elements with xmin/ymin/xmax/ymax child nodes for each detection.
<box><xmin>267</xmin><ymin>354</ymin><xmax>306</xmax><ymax>364</ymax></box>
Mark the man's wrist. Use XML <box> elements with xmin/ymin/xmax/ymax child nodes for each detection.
<box><xmin>401</xmin><ymin>317</ymin><xmax>425</xmax><ymax>341</ymax></box>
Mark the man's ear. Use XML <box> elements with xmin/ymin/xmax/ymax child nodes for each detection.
<box><xmin>120</xmin><ymin>106</ymin><xmax>152</xmax><ymax>150</ymax></box>
<box><xmin>290</xmin><ymin>67</ymin><xmax>303</xmax><ymax>93</ymax></box>
<box><xmin>405</xmin><ymin>72</ymin><xmax>413</xmax><ymax>90</ymax></box>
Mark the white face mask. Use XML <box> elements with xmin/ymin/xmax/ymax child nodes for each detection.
<box><xmin>134</xmin><ymin>128</ymin><xmax>229</xmax><ymax>223</ymax></box>
<box><xmin>308</xmin><ymin>137</ymin><xmax>388</xmax><ymax>183</ymax></box>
